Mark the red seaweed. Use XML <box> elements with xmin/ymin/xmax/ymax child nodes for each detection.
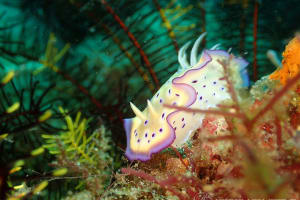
<box><xmin>101</xmin><ymin>0</ymin><xmax>160</xmax><ymax>89</ymax></box>
<box><xmin>121</xmin><ymin>58</ymin><xmax>300</xmax><ymax>199</ymax></box>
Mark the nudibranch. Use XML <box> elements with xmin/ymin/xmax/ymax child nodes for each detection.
<box><xmin>124</xmin><ymin>33</ymin><xmax>249</xmax><ymax>161</ymax></box>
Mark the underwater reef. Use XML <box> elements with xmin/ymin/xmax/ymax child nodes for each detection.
<box><xmin>1</xmin><ymin>0</ymin><xmax>300</xmax><ymax>199</ymax></box>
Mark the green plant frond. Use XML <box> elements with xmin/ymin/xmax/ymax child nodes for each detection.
<box><xmin>58</xmin><ymin>106</ymin><xmax>66</xmax><ymax>115</ymax></box>
<box><xmin>86</xmin><ymin>131</ymin><xmax>98</xmax><ymax>144</ymax></box>
<box><xmin>65</xmin><ymin>116</ymin><xmax>74</xmax><ymax>133</ymax></box>
<box><xmin>42</xmin><ymin>107</ymin><xmax>98</xmax><ymax>165</ymax></box>
<box><xmin>41</xmin><ymin>134</ymin><xmax>56</xmax><ymax>139</ymax></box>
<box><xmin>42</xmin><ymin>143</ymin><xmax>57</xmax><ymax>148</ymax></box>
<box><xmin>49</xmin><ymin>150</ymin><xmax>60</xmax><ymax>154</ymax></box>
<box><xmin>74</xmin><ymin>111</ymin><xmax>82</xmax><ymax>127</ymax></box>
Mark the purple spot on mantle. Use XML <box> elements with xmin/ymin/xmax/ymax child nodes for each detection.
<box><xmin>221</xmin><ymin>87</ymin><xmax>224</xmax><ymax>90</ymax></box>
<box><xmin>145</xmin><ymin>133</ymin><xmax>148</xmax><ymax>137</ymax></box>
<box><xmin>152</xmin><ymin>133</ymin><xmax>156</xmax><ymax>137</ymax></box>
<box><xmin>148</xmin><ymin>140</ymin><xmax>150</xmax><ymax>143</ymax></box>
<box><xmin>168</xmin><ymin>89</ymin><xmax>171</xmax><ymax>94</ymax></box>
<box><xmin>175</xmin><ymin>93</ymin><xmax>180</xmax><ymax>97</ymax></box>
<box><xmin>159</xmin><ymin>128</ymin><xmax>163</xmax><ymax>132</ymax></box>
<box><xmin>192</xmin><ymin>80</ymin><xmax>198</xmax><ymax>83</ymax></box>
<box><xmin>182</xmin><ymin>117</ymin><xmax>184</xmax><ymax>121</ymax></box>
<box><xmin>213</xmin><ymin>81</ymin><xmax>217</xmax><ymax>84</ymax></box>
<box><xmin>160</xmin><ymin>99</ymin><xmax>163</xmax><ymax>103</ymax></box>
<box><xmin>156</xmin><ymin>93</ymin><xmax>159</xmax><ymax>97</ymax></box>
<box><xmin>199</xmin><ymin>96</ymin><xmax>203</xmax><ymax>100</ymax></box>
<box><xmin>137</xmin><ymin>139</ymin><xmax>141</xmax><ymax>143</ymax></box>
<box><xmin>144</xmin><ymin>120</ymin><xmax>148</xmax><ymax>125</ymax></box>
<box><xmin>162</xmin><ymin>113</ymin><xmax>165</xmax><ymax>119</ymax></box>
<box><xmin>182</xmin><ymin>124</ymin><xmax>185</xmax><ymax>128</ymax></box>
<box><xmin>203</xmin><ymin>85</ymin><xmax>206</xmax><ymax>88</ymax></box>
<box><xmin>174</xmin><ymin>127</ymin><xmax>177</xmax><ymax>131</ymax></box>
<box><xmin>213</xmin><ymin>93</ymin><xmax>215</xmax><ymax>96</ymax></box>
<box><xmin>172</xmin><ymin>102</ymin><xmax>177</xmax><ymax>106</ymax></box>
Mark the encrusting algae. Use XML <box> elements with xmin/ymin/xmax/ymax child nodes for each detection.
<box><xmin>269</xmin><ymin>36</ymin><xmax>300</xmax><ymax>85</ymax></box>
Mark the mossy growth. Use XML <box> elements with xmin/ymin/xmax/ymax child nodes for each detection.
<box><xmin>42</xmin><ymin>107</ymin><xmax>115</xmax><ymax>197</ymax></box>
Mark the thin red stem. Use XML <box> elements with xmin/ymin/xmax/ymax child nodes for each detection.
<box><xmin>279</xmin><ymin>163</ymin><xmax>300</xmax><ymax>171</ymax></box>
<box><xmin>169</xmin><ymin>146</ymin><xmax>189</xmax><ymax>170</ymax></box>
<box><xmin>2</xmin><ymin>49</ymin><xmax>110</xmax><ymax>121</ymax></box>
<box><xmin>0</xmin><ymin>110</ymin><xmax>39</xmax><ymax>122</ymax></box>
<box><xmin>274</xmin><ymin>116</ymin><xmax>282</xmax><ymax>149</ymax></box>
<box><xmin>101</xmin><ymin>23</ymin><xmax>155</xmax><ymax>93</ymax></box>
<box><xmin>248</xmin><ymin>72</ymin><xmax>300</xmax><ymax>130</ymax></box>
<box><xmin>163</xmin><ymin>104</ymin><xmax>245</xmax><ymax>119</ymax></box>
<box><xmin>217</xmin><ymin>59</ymin><xmax>240</xmax><ymax>110</ymax></box>
<box><xmin>207</xmin><ymin>135</ymin><xmax>238</xmax><ymax>142</ymax></box>
<box><xmin>101</xmin><ymin>0</ymin><xmax>160</xmax><ymax>89</ymax></box>
<box><xmin>58</xmin><ymin>71</ymin><xmax>103</xmax><ymax>110</ymax></box>
<box><xmin>121</xmin><ymin>168</ymin><xmax>188</xmax><ymax>200</ymax></box>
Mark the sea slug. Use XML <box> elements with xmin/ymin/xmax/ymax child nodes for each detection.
<box><xmin>124</xmin><ymin>33</ymin><xmax>249</xmax><ymax>161</ymax></box>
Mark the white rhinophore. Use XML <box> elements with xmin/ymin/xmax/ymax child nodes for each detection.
<box><xmin>190</xmin><ymin>32</ymin><xmax>207</xmax><ymax>66</ymax></box>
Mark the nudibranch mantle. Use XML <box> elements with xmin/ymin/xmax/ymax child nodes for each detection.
<box><xmin>124</xmin><ymin>33</ymin><xmax>249</xmax><ymax>161</ymax></box>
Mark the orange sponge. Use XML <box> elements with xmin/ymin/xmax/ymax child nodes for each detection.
<box><xmin>269</xmin><ymin>36</ymin><xmax>300</xmax><ymax>85</ymax></box>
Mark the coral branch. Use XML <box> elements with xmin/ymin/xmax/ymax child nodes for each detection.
<box><xmin>164</xmin><ymin>104</ymin><xmax>246</xmax><ymax>119</ymax></box>
<box><xmin>279</xmin><ymin>163</ymin><xmax>300</xmax><ymax>171</ymax></box>
<box><xmin>207</xmin><ymin>135</ymin><xmax>238</xmax><ymax>142</ymax></box>
<box><xmin>101</xmin><ymin>0</ymin><xmax>160</xmax><ymax>89</ymax></box>
<box><xmin>217</xmin><ymin>59</ymin><xmax>240</xmax><ymax>109</ymax></box>
<box><xmin>274</xmin><ymin>116</ymin><xmax>282</xmax><ymax>149</ymax></box>
<box><xmin>248</xmin><ymin>72</ymin><xmax>300</xmax><ymax>130</ymax></box>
